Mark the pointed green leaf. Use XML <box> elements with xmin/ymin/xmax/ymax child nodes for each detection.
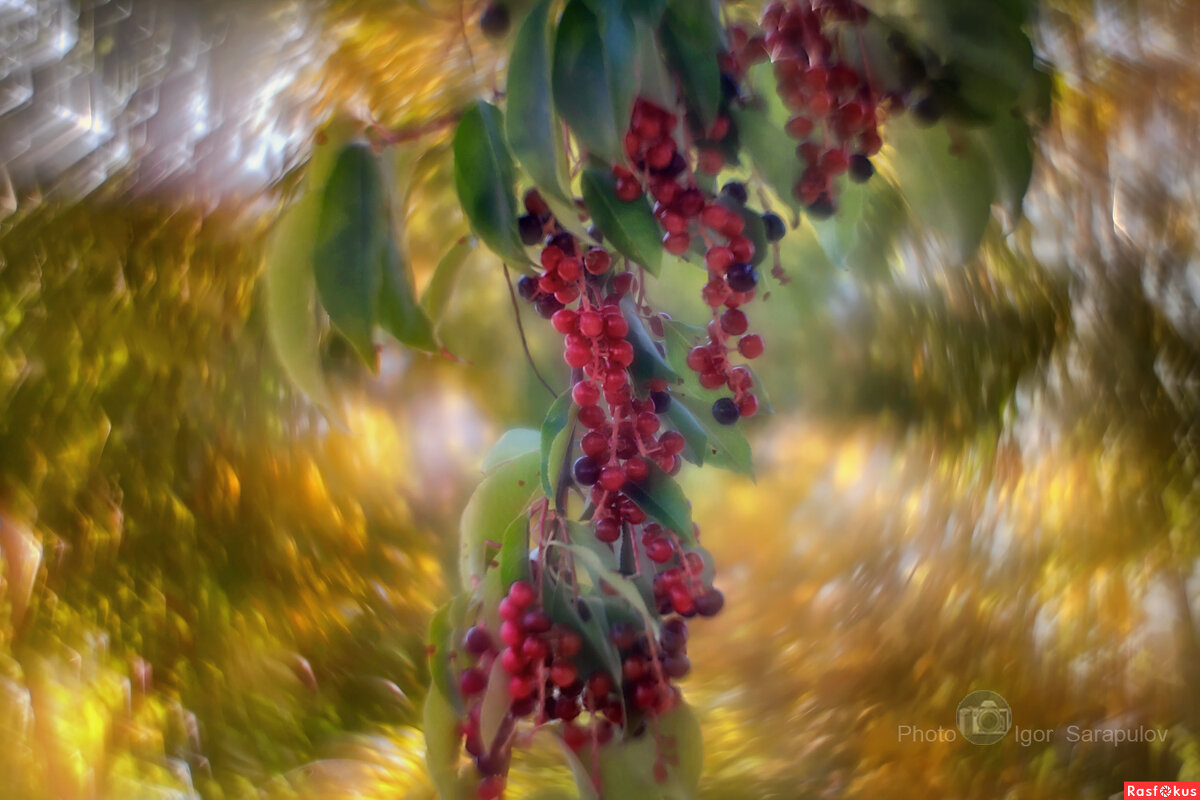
<box><xmin>581</xmin><ymin>167</ymin><xmax>663</xmax><ymax>274</ymax></box>
<box><xmin>633</xmin><ymin>18</ymin><xmax>676</xmax><ymax>110</ymax></box>
<box><xmin>427</xmin><ymin>599</ymin><xmax>465</xmax><ymax>716</ymax></box>
<box><xmin>730</xmin><ymin>64</ymin><xmax>803</xmax><ymax>212</ymax></box>
<box><xmin>264</xmin><ymin>123</ymin><xmax>354</xmax><ymax>411</ymax></box>
<box><xmin>886</xmin><ymin>116</ymin><xmax>995</xmax><ymax>264</ymax></box>
<box><xmin>970</xmin><ymin>112</ymin><xmax>1033</xmax><ymax>220</ymax></box>
<box><xmin>661</xmin><ymin>321</ymin><xmax>754</xmax><ymax>477</ymax></box>
<box><xmin>423</xmin><ymin>685</ymin><xmax>472</xmax><ymax>800</ymax></box>
<box><xmin>507</xmin><ymin>0</ymin><xmax>573</xmax><ymax>203</ymax></box>
<box><xmin>313</xmin><ymin>142</ymin><xmax>385</xmax><ymax>366</ymax></box>
<box><xmin>621</xmin><ymin>297</ymin><xmax>679</xmax><ymax>386</ymax></box>
<box><xmin>542</xmin><ymin>574</ymin><xmax>623</xmax><ymax>680</ymax></box>
<box><xmin>420</xmin><ymin>236</ymin><xmax>475</xmax><ymax>328</ymax></box>
<box><xmin>460</xmin><ymin>451</ymin><xmax>541</xmax><ymax>590</ymax></box>
<box><xmin>660</xmin><ymin>7</ymin><xmax>722</xmax><ymax>132</ymax></box>
<box><xmin>552</xmin><ymin>0</ymin><xmax>636</xmax><ymax>165</ymax></box>
<box><xmin>480</xmin><ymin>658</ymin><xmax>513</xmax><ymax>752</ymax></box>
<box><xmin>482</xmin><ymin>428</ymin><xmax>541</xmax><ymax>473</ymax></box>
<box><xmin>541</xmin><ymin>391</ymin><xmax>575</xmax><ymax>500</ymax></box>
<box><xmin>499</xmin><ymin>513</ymin><xmax>532</xmax><ymax>590</ymax></box>
<box><xmin>594</xmin><ymin>703</ymin><xmax>703</xmax><ymax>798</ymax></box>
<box><xmin>621</xmin><ymin>464</ymin><xmax>694</xmax><ymax>544</ymax></box>
<box><xmin>378</xmin><ymin>234</ymin><xmax>438</xmax><ymax>352</ymax></box>
<box><xmin>553</xmin><ymin>542</ymin><xmax>659</xmax><ymax>635</ymax></box>
<box><xmin>454</xmin><ymin>101</ymin><xmax>528</xmax><ymax>265</ymax></box>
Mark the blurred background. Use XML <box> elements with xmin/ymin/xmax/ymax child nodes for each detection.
<box><xmin>1</xmin><ymin>1</ymin><xmax>1199</xmax><ymax>798</ymax></box>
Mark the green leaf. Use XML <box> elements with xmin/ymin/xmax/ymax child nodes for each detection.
<box><xmin>540</xmin><ymin>391</ymin><xmax>575</xmax><ymax>501</ymax></box>
<box><xmin>885</xmin><ymin>116</ymin><xmax>996</xmax><ymax>264</ymax></box>
<box><xmin>662</xmin><ymin>398</ymin><xmax>709</xmax><ymax>467</ymax></box>
<box><xmin>970</xmin><ymin>112</ymin><xmax>1033</xmax><ymax>220</ymax></box>
<box><xmin>661</xmin><ymin>321</ymin><xmax>754</xmax><ymax>477</ymax></box>
<box><xmin>621</xmin><ymin>297</ymin><xmax>679</xmax><ymax>386</ymax></box>
<box><xmin>378</xmin><ymin>235</ymin><xmax>439</xmax><ymax>352</ymax></box>
<box><xmin>482</xmin><ymin>428</ymin><xmax>541</xmax><ymax>473</ymax></box>
<box><xmin>632</xmin><ymin>18</ymin><xmax>676</xmax><ymax>111</ymax></box>
<box><xmin>428</xmin><ymin>596</ymin><xmax>468</xmax><ymax>716</ymax></box>
<box><xmin>663</xmin><ymin>0</ymin><xmax>724</xmax><ymax>54</ymax></box>
<box><xmin>553</xmin><ymin>542</ymin><xmax>660</xmax><ymax>635</ymax></box>
<box><xmin>423</xmin><ymin>685</ymin><xmax>472</xmax><ymax>800</ymax></box>
<box><xmin>593</xmin><ymin>703</ymin><xmax>703</xmax><ymax>799</ymax></box>
<box><xmin>659</xmin><ymin>8</ymin><xmax>721</xmax><ymax>132</ymax></box>
<box><xmin>420</xmin><ymin>236</ymin><xmax>475</xmax><ymax>328</ymax></box>
<box><xmin>730</xmin><ymin>65</ymin><xmax>803</xmax><ymax>212</ymax></box>
<box><xmin>542</xmin><ymin>574</ymin><xmax>622</xmax><ymax>680</ymax></box>
<box><xmin>453</xmin><ymin>101</ymin><xmax>528</xmax><ymax>266</ymax></box>
<box><xmin>264</xmin><ymin>121</ymin><xmax>355</xmax><ymax>411</ymax></box>
<box><xmin>459</xmin><ymin>451</ymin><xmax>541</xmax><ymax>590</ymax></box>
<box><xmin>507</xmin><ymin>0</ymin><xmax>573</xmax><ymax>204</ymax></box>
<box><xmin>581</xmin><ymin>167</ymin><xmax>663</xmax><ymax>274</ymax></box>
<box><xmin>499</xmin><ymin>513</ymin><xmax>532</xmax><ymax>590</ymax></box>
<box><xmin>621</xmin><ymin>464</ymin><xmax>694</xmax><ymax>544</ymax></box>
<box><xmin>480</xmin><ymin>658</ymin><xmax>512</xmax><ymax>752</ymax></box>
<box><xmin>552</xmin><ymin>0</ymin><xmax>636</xmax><ymax>165</ymax></box>
<box><xmin>313</xmin><ymin>142</ymin><xmax>386</xmax><ymax>366</ymax></box>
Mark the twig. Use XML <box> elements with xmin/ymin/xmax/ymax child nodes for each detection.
<box><xmin>503</xmin><ymin>263</ymin><xmax>557</xmax><ymax>398</ymax></box>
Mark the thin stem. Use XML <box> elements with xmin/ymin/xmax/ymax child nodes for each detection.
<box><xmin>503</xmin><ymin>263</ymin><xmax>557</xmax><ymax>398</ymax></box>
<box><xmin>554</xmin><ymin>368</ymin><xmax>583</xmax><ymax>515</ymax></box>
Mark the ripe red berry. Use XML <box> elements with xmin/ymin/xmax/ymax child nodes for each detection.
<box><xmin>500</xmin><ymin>619</ymin><xmax>523</xmax><ymax>647</ymax></box>
<box><xmin>624</xmin><ymin>455</ymin><xmax>650</xmax><ymax>482</ymax></box>
<box><xmin>563</xmin><ymin>723</ymin><xmax>589</xmax><ymax>751</ymax></box>
<box><xmin>699</xmin><ymin>371</ymin><xmax>726</xmax><ymax>390</ymax></box>
<box><xmin>551</xmin><ymin>308</ymin><xmax>578</xmax><ymax>334</ymax></box>
<box><xmin>584</xmin><ymin>248</ymin><xmax>612</xmax><ymax>274</ymax></box>
<box><xmin>572</xmin><ymin>381</ymin><xmax>601</xmax><ymax>407</ymax></box>
<box><xmin>509</xmin><ymin>580</ymin><xmax>536</xmax><ymax>608</ymax></box>
<box><xmin>522</xmin><ymin>610</ymin><xmax>552</xmax><ymax>633</ymax></box>
<box><xmin>500</xmin><ymin>647</ymin><xmax>526</xmax><ymax>674</ymax></box>
<box><xmin>521</xmin><ymin>635</ymin><xmax>548</xmax><ymax>661</ymax></box>
<box><xmin>663</xmin><ymin>231</ymin><xmax>690</xmax><ymax>255</ymax></box>
<box><xmin>612</xmin><ymin>272</ymin><xmax>636</xmax><ymax>295</ymax></box>
<box><xmin>603</xmin><ymin>314</ymin><xmax>629</xmax><ymax>339</ymax></box>
<box><xmin>550</xmin><ymin>659</ymin><xmax>578</xmax><ymax>688</ymax></box>
<box><xmin>577</xmin><ymin>309</ymin><xmax>604</xmax><ymax>338</ymax></box>
<box><xmin>737</xmin><ymin>393</ymin><xmax>759</xmax><ymax>418</ymax></box>
<box><xmin>509</xmin><ymin>675</ymin><xmax>536</xmax><ymax>699</ymax></box>
<box><xmin>738</xmin><ymin>334</ymin><xmax>764</xmax><ymax>359</ymax></box>
<box><xmin>720</xmin><ymin>308</ymin><xmax>749</xmax><ymax>335</ymax></box>
<box><xmin>498</xmin><ymin>597</ymin><xmax>521</xmax><ymax>621</ymax></box>
<box><xmin>729</xmin><ymin>366</ymin><xmax>754</xmax><ymax>393</ymax></box>
<box><xmin>557</xmin><ymin>630</ymin><xmax>583</xmax><ymax>658</ymax></box>
<box><xmin>581</xmin><ymin>430</ymin><xmax>609</xmax><ymax>459</ymax></box>
<box><xmin>595</xmin><ymin>517</ymin><xmax>621</xmax><ymax>542</ymax></box>
<box><xmin>616</xmin><ymin>176</ymin><xmax>642</xmax><ymax>202</ymax></box>
<box><xmin>686</xmin><ymin>346</ymin><xmax>712</xmax><ymax>371</ymax></box>
<box><xmin>478</xmin><ymin>775</ymin><xmax>506</xmax><ymax>800</ymax></box>
<box><xmin>646</xmin><ymin>537</ymin><xmax>674</xmax><ymax>563</ymax></box>
<box><xmin>541</xmin><ymin>246</ymin><xmax>564</xmax><ymax>270</ymax></box>
<box><xmin>460</xmin><ymin>667</ymin><xmax>488</xmax><ymax>696</ymax></box>
<box><xmin>557</xmin><ymin>256</ymin><xmax>583</xmax><ymax>281</ymax></box>
<box><xmin>564</xmin><ymin>342</ymin><xmax>592</xmax><ymax>368</ymax></box>
<box><xmin>786</xmin><ymin>115</ymin><xmax>814</xmax><ymax>138</ymax></box>
<box><xmin>579</xmin><ymin>404</ymin><xmax>607</xmax><ymax>429</ymax></box>
<box><xmin>598</xmin><ymin>466</ymin><xmax>627</xmax><ymax>492</ymax></box>
<box><xmin>729</xmin><ymin>236</ymin><xmax>755</xmax><ymax>262</ymax></box>
<box><xmin>705</xmin><ymin>245</ymin><xmax>735</xmax><ymax>273</ymax></box>
<box><xmin>660</xmin><ymin>430</ymin><xmax>686</xmax><ymax>455</ymax></box>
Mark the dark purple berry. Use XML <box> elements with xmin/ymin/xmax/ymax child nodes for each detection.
<box><xmin>712</xmin><ymin>397</ymin><xmax>739</xmax><ymax>425</ymax></box>
<box><xmin>464</xmin><ymin>626</ymin><xmax>493</xmax><ymax>656</ymax></box>
<box><xmin>535</xmin><ymin>295</ymin><xmax>564</xmax><ymax>318</ymax></box>
<box><xmin>574</xmin><ymin>456</ymin><xmax>601</xmax><ymax>486</ymax></box>
<box><xmin>761</xmin><ymin>212</ymin><xmax>786</xmax><ymax>242</ymax></box>
<box><xmin>806</xmin><ymin>195</ymin><xmax>835</xmax><ymax>221</ymax></box>
<box><xmin>650</xmin><ymin>391</ymin><xmax>671</xmax><ymax>413</ymax></box>
<box><xmin>849</xmin><ymin>154</ymin><xmax>874</xmax><ymax>183</ymax></box>
<box><xmin>517</xmin><ymin>274</ymin><xmax>539</xmax><ymax>300</ymax></box>
<box><xmin>480</xmin><ymin>3</ymin><xmax>510</xmax><ymax>38</ymax></box>
<box><xmin>721</xmin><ymin>181</ymin><xmax>749</xmax><ymax>205</ymax></box>
<box><xmin>518</xmin><ymin>214</ymin><xmax>542</xmax><ymax>245</ymax></box>
<box><xmin>725</xmin><ymin>262</ymin><xmax>758</xmax><ymax>292</ymax></box>
<box><xmin>695</xmin><ymin>588</ymin><xmax>725</xmax><ymax>616</ymax></box>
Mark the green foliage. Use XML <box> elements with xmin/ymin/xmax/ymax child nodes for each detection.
<box><xmin>581</xmin><ymin>167</ymin><xmax>663</xmax><ymax>274</ymax></box>
<box><xmin>458</xmin><ymin>451</ymin><xmax>541</xmax><ymax>590</ymax></box>
<box><xmin>454</xmin><ymin>101</ymin><xmax>528</xmax><ymax>266</ymax></box>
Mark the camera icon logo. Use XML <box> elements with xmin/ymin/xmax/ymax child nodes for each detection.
<box><xmin>956</xmin><ymin>690</ymin><xmax>1012</xmax><ymax>745</ymax></box>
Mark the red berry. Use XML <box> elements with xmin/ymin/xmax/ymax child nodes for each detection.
<box><xmin>604</xmin><ymin>314</ymin><xmax>629</xmax><ymax>339</ymax></box>
<box><xmin>785</xmin><ymin>115</ymin><xmax>814</xmax><ymax>138</ymax></box>
<box><xmin>698</xmin><ymin>147</ymin><xmax>724</xmax><ymax>174</ymax></box>
<box><xmin>720</xmin><ymin>214</ymin><xmax>745</xmax><ymax>238</ymax></box>
<box><xmin>521</xmin><ymin>635</ymin><xmax>548</xmax><ymax>661</ymax></box>
<box><xmin>498</xmin><ymin>597</ymin><xmax>521</xmax><ymax>621</ymax></box>
<box><xmin>738</xmin><ymin>334</ymin><xmax>764</xmax><ymax>359</ymax></box>
<box><xmin>699</xmin><ymin>370</ymin><xmax>726</xmax><ymax>390</ymax></box>
<box><xmin>579</xmin><ymin>405</ymin><xmax>607</xmax><ymax>429</ymax></box>
<box><xmin>581</xmin><ymin>430</ymin><xmax>609</xmax><ymax>459</ymax></box>
<box><xmin>720</xmin><ymin>308</ymin><xmax>749</xmax><ymax>335</ymax></box>
<box><xmin>622</xmin><ymin>656</ymin><xmax>647</xmax><ymax>681</ymax></box>
<box><xmin>612</xmin><ymin>272</ymin><xmax>636</xmax><ymax>295</ymax></box>
<box><xmin>572</xmin><ymin>381</ymin><xmax>601</xmax><ymax>406</ymax></box>
<box><xmin>660</xmin><ymin>430</ymin><xmax>686</xmax><ymax>455</ymax></box>
<box><xmin>822</xmin><ymin>148</ymin><xmax>850</xmax><ymax>175</ymax></box>
<box><xmin>557</xmin><ymin>630</ymin><xmax>583</xmax><ymax>658</ymax></box>
<box><xmin>686</xmin><ymin>347</ymin><xmax>711</xmax><ymax>371</ymax></box>
<box><xmin>500</xmin><ymin>647</ymin><xmax>526</xmax><ymax>674</ymax></box>
<box><xmin>584</xmin><ymin>248</ymin><xmax>612</xmax><ymax>275</ymax></box>
<box><xmin>705</xmin><ymin>245</ymin><xmax>735</xmax><ymax>274</ymax></box>
<box><xmin>551</xmin><ymin>308</ymin><xmax>579</xmax><ymax>334</ymax></box>
<box><xmin>510</xmin><ymin>580</ymin><xmax>536</xmax><ymax>607</ymax></box>
<box><xmin>663</xmin><ymin>231</ymin><xmax>690</xmax><ymax>255</ymax></box>
<box><xmin>737</xmin><ymin>393</ymin><xmax>759</xmax><ymax>417</ymax></box>
<box><xmin>522</xmin><ymin>610</ymin><xmax>552</xmax><ymax>633</ymax></box>
<box><xmin>634</xmin><ymin>681</ymin><xmax>660</xmax><ymax>710</ymax></box>
<box><xmin>587</xmin><ymin>672</ymin><xmax>614</xmax><ymax>699</ymax></box>
<box><xmin>578</xmin><ymin>309</ymin><xmax>604</xmax><ymax>338</ymax></box>
<box><xmin>500</xmin><ymin>619</ymin><xmax>523</xmax><ymax>647</ymax></box>
<box><xmin>563</xmin><ymin>723</ymin><xmax>589</xmax><ymax>751</ymax></box>
<box><xmin>646</xmin><ymin>537</ymin><xmax>674</xmax><ymax>563</ymax></box>
<box><xmin>540</xmin><ymin>246</ymin><xmax>564</xmax><ymax>270</ymax></box>
<box><xmin>460</xmin><ymin>667</ymin><xmax>488</xmax><ymax>696</ymax></box>
<box><xmin>564</xmin><ymin>342</ymin><xmax>591</xmax><ymax>368</ymax></box>
<box><xmin>464</xmin><ymin>626</ymin><xmax>494</xmax><ymax>655</ymax></box>
<box><xmin>509</xmin><ymin>675</ymin><xmax>536</xmax><ymax>699</ymax></box>
<box><xmin>599</xmin><ymin>466</ymin><xmax>627</xmax><ymax>491</ymax></box>
<box><xmin>478</xmin><ymin>775</ymin><xmax>506</xmax><ymax>800</ymax></box>
<box><xmin>729</xmin><ymin>366</ymin><xmax>754</xmax><ymax>393</ymax></box>
<box><xmin>646</xmin><ymin>142</ymin><xmax>675</xmax><ymax>170</ymax></box>
<box><xmin>624</xmin><ymin>455</ymin><xmax>649</xmax><ymax>482</ymax></box>
<box><xmin>550</xmin><ymin>659</ymin><xmax>578</xmax><ymax>688</ymax></box>
<box><xmin>729</xmin><ymin>236</ymin><xmax>755</xmax><ymax>263</ymax></box>
<box><xmin>616</xmin><ymin>177</ymin><xmax>642</xmax><ymax>202</ymax></box>
<box><xmin>595</xmin><ymin>517</ymin><xmax>621</xmax><ymax>542</ymax></box>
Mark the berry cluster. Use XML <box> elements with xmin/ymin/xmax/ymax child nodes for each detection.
<box><xmin>756</xmin><ymin>0</ymin><xmax>888</xmax><ymax>215</ymax></box>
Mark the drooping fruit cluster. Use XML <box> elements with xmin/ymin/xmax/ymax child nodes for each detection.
<box><xmin>753</xmin><ymin>0</ymin><xmax>891</xmax><ymax>216</ymax></box>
